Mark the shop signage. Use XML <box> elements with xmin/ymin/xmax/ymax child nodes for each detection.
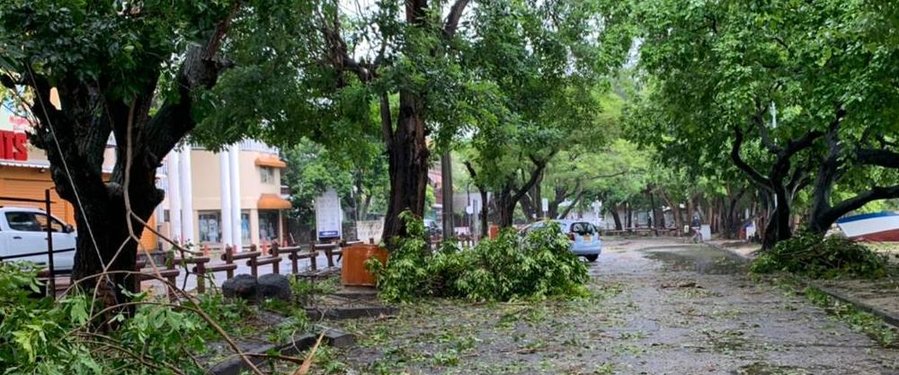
<box><xmin>0</xmin><ymin>130</ymin><xmax>27</xmax><ymax>161</ymax></box>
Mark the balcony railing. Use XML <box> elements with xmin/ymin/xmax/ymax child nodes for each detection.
<box><xmin>190</xmin><ymin>140</ymin><xmax>279</xmax><ymax>156</ymax></box>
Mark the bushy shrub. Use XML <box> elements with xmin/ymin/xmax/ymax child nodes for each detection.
<box><xmin>371</xmin><ymin>213</ymin><xmax>590</xmax><ymax>302</ymax></box>
<box><xmin>750</xmin><ymin>233</ymin><xmax>889</xmax><ymax>279</ymax></box>
<box><xmin>0</xmin><ymin>262</ymin><xmax>237</xmax><ymax>374</ymax></box>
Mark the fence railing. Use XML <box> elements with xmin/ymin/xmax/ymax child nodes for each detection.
<box><xmin>133</xmin><ymin>242</ymin><xmax>347</xmax><ymax>295</ymax></box>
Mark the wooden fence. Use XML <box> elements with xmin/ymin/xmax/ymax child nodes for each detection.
<box><xmin>41</xmin><ymin>241</ymin><xmax>358</xmax><ymax>297</ymax></box>
<box><xmin>134</xmin><ymin>242</ymin><xmax>353</xmax><ymax>296</ymax></box>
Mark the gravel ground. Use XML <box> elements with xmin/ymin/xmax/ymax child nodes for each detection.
<box><xmin>314</xmin><ymin>238</ymin><xmax>899</xmax><ymax>375</ymax></box>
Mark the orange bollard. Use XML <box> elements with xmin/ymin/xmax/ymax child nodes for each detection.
<box><xmin>203</xmin><ymin>244</ymin><xmax>210</xmax><ymax>256</ymax></box>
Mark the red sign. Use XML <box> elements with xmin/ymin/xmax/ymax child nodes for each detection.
<box><xmin>0</xmin><ymin>130</ymin><xmax>28</xmax><ymax>161</ymax></box>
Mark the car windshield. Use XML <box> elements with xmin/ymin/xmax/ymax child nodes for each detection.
<box><xmin>569</xmin><ymin>222</ymin><xmax>596</xmax><ymax>235</ymax></box>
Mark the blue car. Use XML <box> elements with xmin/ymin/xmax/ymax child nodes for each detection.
<box><xmin>520</xmin><ymin>220</ymin><xmax>602</xmax><ymax>262</ymax></box>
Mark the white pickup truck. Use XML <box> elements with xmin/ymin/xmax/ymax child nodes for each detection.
<box><xmin>0</xmin><ymin>207</ymin><xmax>77</xmax><ymax>272</ymax></box>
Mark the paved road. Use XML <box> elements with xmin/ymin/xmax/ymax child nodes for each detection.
<box><xmin>331</xmin><ymin>238</ymin><xmax>899</xmax><ymax>374</ymax></box>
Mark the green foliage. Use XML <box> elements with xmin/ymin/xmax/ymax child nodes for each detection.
<box><xmin>190</xmin><ymin>291</ymin><xmax>251</xmax><ymax>338</ymax></box>
<box><xmin>267</xmin><ymin>309</ymin><xmax>310</xmax><ymax>344</ymax></box>
<box><xmin>371</xmin><ymin>212</ymin><xmax>589</xmax><ymax>302</ymax></box>
<box><xmin>750</xmin><ymin>234</ymin><xmax>889</xmax><ymax>279</ymax></box>
<box><xmin>0</xmin><ymin>263</ymin><xmax>212</xmax><ymax>374</ymax></box>
<box><xmin>282</xmin><ymin>139</ymin><xmax>389</xmax><ymax>223</ymax></box>
<box><xmin>629</xmin><ymin>0</ymin><xmax>899</xmax><ymax>241</ymax></box>
<box><xmin>0</xmin><ymin>262</ymin><xmax>311</xmax><ymax>374</ymax></box>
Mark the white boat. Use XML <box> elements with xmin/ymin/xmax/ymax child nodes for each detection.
<box><xmin>836</xmin><ymin>211</ymin><xmax>899</xmax><ymax>242</ymax></box>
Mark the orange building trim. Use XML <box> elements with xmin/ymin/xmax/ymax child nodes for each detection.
<box><xmin>254</xmin><ymin>155</ymin><xmax>287</xmax><ymax>169</ymax></box>
<box><xmin>258</xmin><ymin>193</ymin><xmax>292</xmax><ymax>210</ymax></box>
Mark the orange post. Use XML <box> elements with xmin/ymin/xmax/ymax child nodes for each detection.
<box><xmin>340</xmin><ymin>244</ymin><xmax>388</xmax><ymax>287</ymax></box>
<box><xmin>488</xmin><ymin>224</ymin><xmax>500</xmax><ymax>239</ymax></box>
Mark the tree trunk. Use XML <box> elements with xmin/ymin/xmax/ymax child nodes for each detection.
<box><xmin>70</xmin><ymin>188</ymin><xmax>161</xmax><ymax>306</ymax></box>
<box><xmin>625</xmin><ymin>203</ymin><xmax>632</xmax><ymax>231</ymax></box>
<box><xmin>479</xmin><ymin>190</ymin><xmax>489</xmax><ymax>238</ymax></box>
<box><xmin>547</xmin><ymin>186</ymin><xmax>564</xmax><ymax>219</ymax></box>
<box><xmin>519</xmin><ymin>193</ymin><xmax>537</xmax><ymax>222</ymax></box>
<box><xmin>610</xmin><ymin>205</ymin><xmax>623</xmax><ymax>230</ymax></box>
<box><xmin>648</xmin><ymin>189</ymin><xmax>658</xmax><ymax>235</ymax></box>
<box><xmin>558</xmin><ymin>189</ymin><xmax>586</xmax><ymax>219</ymax></box>
<box><xmin>360</xmin><ymin>194</ymin><xmax>372</xmax><ymax>221</ymax></box>
<box><xmin>441</xmin><ymin>150</ymin><xmax>454</xmax><ymax>241</ymax></box>
<box><xmin>496</xmin><ymin>186</ymin><xmax>517</xmax><ymax>228</ymax></box>
<box><xmin>533</xmin><ymin>171</ymin><xmax>543</xmax><ymax>219</ymax></box>
<box><xmin>382</xmin><ymin>92</ymin><xmax>430</xmax><ymax>242</ymax></box>
<box><xmin>761</xmin><ymin>187</ymin><xmax>792</xmax><ymax>250</ymax></box>
<box><xmin>686</xmin><ymin>198</ymin><xmax>696</xmax><ymax>226</ymax></box>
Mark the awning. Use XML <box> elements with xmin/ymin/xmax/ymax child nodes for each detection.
<box><xmin>255</xmin><ymin>155</ymin><xmax>287</xmax><ymax>169</ymax></box>
<box><xmin>258</xmin><ymin>193</ymin><xmax>292</xmax><ymax>210</ymax></box>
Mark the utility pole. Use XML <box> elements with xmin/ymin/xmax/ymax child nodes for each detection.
<box><xmin>441</xmin><ymin>150</ymin><xmax>454</xmax><ymax>241</ymax></box>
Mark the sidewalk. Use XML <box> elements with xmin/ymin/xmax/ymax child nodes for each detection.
<box><xmin>707</xmin><ymin>239</ymin><xmax>899</xmax><ymax>328</ymax></box>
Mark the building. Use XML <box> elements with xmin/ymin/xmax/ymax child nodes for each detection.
<box><xmin>158</xmin><ymin>140</ymin><xmax>291</xmax><ymax>250</ymax></box>
<box><xmin>0</xmin><ymin>106</ymin><xmax>158</xmax><ymax>250</ymax></box>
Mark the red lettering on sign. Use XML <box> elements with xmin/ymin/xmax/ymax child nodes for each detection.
<box><xmin>1</xmin><ymin>131</ymin><xmax>11</xmax><ymax>159</ymax></box>
<box><xmin>13</xmin><ymin>133</ymin><xmax>27</xmax><ymax>161</ymax></box>
<box><xmin>0</xmin><ymin>130</ymin><xmax>28</xmax><ymax>161</ymax></box>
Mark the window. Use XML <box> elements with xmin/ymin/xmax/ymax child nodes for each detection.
<box><xmin>259</xmin><ymin>167</ymin><xmax>275</xmax><ymax>184</ymax></box>
<box><xmin>259</xmin><ymin>211</ymin><xmax>279</xmax><ymax>242</ymax></box>
<box><xmin>34</xmin><ymin>213</ymin><xmax>65</xmax><ymax>232</ymax></box>
<box><xmin>570</xmin><ymin>222</ymin><xmax>596</xmax><ymax>235</ymax></box>
<box><xmin>241</xmin><ymin>212</ymin><xmax>251</xmax><ymax>245</ymax></box>
<box><xmin>198</xmin><ymin>212</ymin><xmax>222</xmax><ymax>243</ymax></box>
<box><xmin>6</xmin><ymin>212</ymin><xmax>42</xmax><ymax>232</ymax></box>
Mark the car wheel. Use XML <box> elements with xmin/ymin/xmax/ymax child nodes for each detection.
<box><xmin>585</xmin><ymin>254</ymin><xmax>598</xmax><ymax>262</ymax></box>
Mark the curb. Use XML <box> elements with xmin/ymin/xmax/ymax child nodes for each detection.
<box><xmin>209</xmin><ymin>327</ymin><xmax>355</xmax><ymax>375</ymax></box>
<box><xmin>305</xmin><ymin>305</ymin><xmax>398</xmax><ymax>320</ymax></box>
<box><xmin>797</xmin><ymin>279</ymin><xmax>899</xmax><ymax>329</ymax></box>
<box><xmin>703</xmin><ymin>242</ymin><xmax>755</xmax><ymax>262</ymax></box>
<box><xmin>705</xmin><ymin>242</ymin><xmax>899</xmax><ymax>329</ymax></box>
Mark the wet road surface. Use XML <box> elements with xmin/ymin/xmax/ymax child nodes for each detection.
<box><xmin>329</xmin><ymin>238</ymin><xmax>899</xmax><ymax>374</ymax></box>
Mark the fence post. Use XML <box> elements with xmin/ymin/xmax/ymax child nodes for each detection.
<box><xmin>195</xmin><ymin>260</ymin><xmax>207</xmax><ymax>294</ymax></box>
<box><xmin>310</xmin><ymin>244</ymin><xmax>318</xmax><ymax>271</ymax></box>
<box><xmin>249</xmin><ymin>244</ymin><xmax>259</xmax><ymax>277</ymax></box>
<box><xmin>326</xmin><ymin>243</ymin><xmax>335</xmax><ymax>268</ymax></box>
<box><xmin>289</xmin><ymin>245</ymin><xmax>299</xmax><ymax>275</ymax></box>
<box><xmin>270</xmin><ymin>243</ymin><xmax>280</xmax><ymax>275</ymax></box>
<box><xmin>43</xmin><ymin>189</ymin><xmax>56</xmax><ymax>296</ymax></box>
<box><xmin>165</xmin><ymin>252</ymin><xmax>177</xmax><ymax>301</ymax></box>
<box><xmin>225</xmin><ymin>246</ymin><xmax>235</xmax><ymax>279</ymax></box>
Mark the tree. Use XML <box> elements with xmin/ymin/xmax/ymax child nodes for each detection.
<box><xmin>539</xmin><ymin>92</ymin><xmax>632</xmax><ymax>220</ymax></box>
<box><xmin>461</xmin><ymin>0</ymin><xmax>632</xmax><ymax>228</ymax></box>
<box><xmin>0</xmin><ymin>0</ymin><xmax>324</xmax><ymax>303</ymax></box>
<box><xmin>0</xmin><ymin>1</ymin><xmax>250</xmax><ymax>302</ymax></box>
<box><xmin>269</xmin><ymin>0</ymin><xmax>476</xmax><ymax>243</ymax></box>
<box><xmin>631</xmin><ymin>0</ymin><xmax>899</xmax><ymax>248</ymax></box>
<box><xmin>282</xmin><ymin>138</ymin><xmax>388</xmax><ymax>225</ymax></box>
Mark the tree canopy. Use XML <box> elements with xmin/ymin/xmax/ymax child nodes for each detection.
<box><xmin>628</xmin><ymin>0</ymin><xmax>899</xmax><ymax>248</ymax></box>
